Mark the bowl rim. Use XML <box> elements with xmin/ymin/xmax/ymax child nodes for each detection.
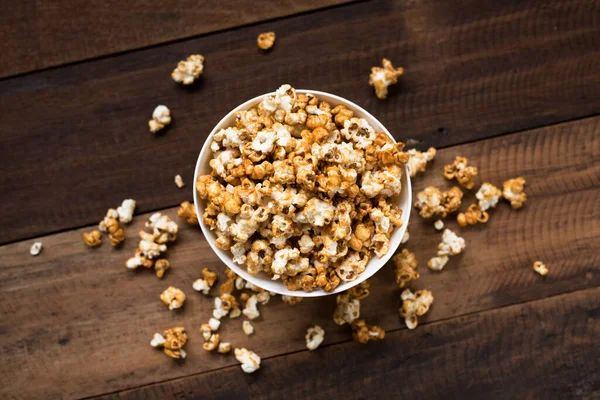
<box><xmin>193</xmin><ymin>89</ymin><xmax>411</xmax><ymax>297</ymax></box>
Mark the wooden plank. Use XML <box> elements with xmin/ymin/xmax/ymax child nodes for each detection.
<box><xmin>1</xmin><ymin>117</ymin><xmax>598</xmax><ymax>398</ymax></box>
<box><xmin>1</xmin><ymin>0</ymin><xmax>599</xmax><ymax>243</ymax></box>
<box><xmin>0</xmin><ymin>0</ymin><xmax>355</xmax><ymax>78</ymax></box>
<box><xmin>101</xmin><ymin>288</ymin><xmax>600</xmax><ymax>400</ymax></box>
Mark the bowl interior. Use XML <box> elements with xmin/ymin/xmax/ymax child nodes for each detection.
<box><xmin>193</xmin><ymin>90</ymin><xmax>411</xmax><ymax>297</ymax></box>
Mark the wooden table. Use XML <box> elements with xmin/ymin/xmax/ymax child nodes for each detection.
<box><xmin>1</xmin><ymin>1</ymin><xmax>599</xmax><ymax>398</ymax></box>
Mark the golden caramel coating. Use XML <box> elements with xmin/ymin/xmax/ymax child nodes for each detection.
<box><xmin>177</xmin><ymin>201</ymin><xmax>198</xmax><ymax>226</ymax></box>
<box><xmin>392</xmin><ymin>249</ymin><xmax>419</xmax><ymax>289</ymax></box>
<box><xmin>82</xmin><ymin>230</ymin><xmax>102</xmax><ymax>247</ymax></box>
<box><xmin>444</xmin><ymin>156</ymin><xmax>478</xmax><ymax>190</ymax></box>
<box><xmin>503</xmin><ymin>177</ymin><xmax>527</xmax><ymax>209</ymax></box>
<box><xmin>369</xmin><ymin>58</ymin><xmax>404</xmax><ymax>99</ymax></box>
<box><xmin>257</xmin><ymin>32</ymin><xmax>276</xmax><ymax>50</ymax></box>
<box><xmin>154</xmin><ymin>259</ymin><xmax>170</xmax><ymax>279</ymax></box>
<box><xmin>351</xmin><ymin>319</ymin><xmax>385</xmax><ymax>343</ymax></box>
<box><xmin>533</xmin><ymin>261</ymin><xmax>548</xmax><ymax>276</ymax></box>
<box><xmin>457</xmin><ymin>204</ymin><xmax>489</xmax><ymax>227</ymax></box>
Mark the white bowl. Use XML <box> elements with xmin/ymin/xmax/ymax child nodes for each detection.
<box><xmin>193</xmin><ymin>89</ymin><xmax>411</xmax><ymax>297</ymax></box>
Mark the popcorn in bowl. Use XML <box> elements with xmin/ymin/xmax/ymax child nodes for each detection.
<box><xmin>195</xmin><ymin>85</ymin><xmax>410</xmax><ymax>294</ymax></box>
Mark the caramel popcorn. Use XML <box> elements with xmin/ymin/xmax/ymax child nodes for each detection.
<box><xmin>399</xmin><ymin>289</ymin><xmax>434</xmax><ymax>329</ymax></box>
<box><xmin>208</xmin><ymin>317</ymin><xmax>221</xmax><ymax>331</ymax></box>
<box><xmin>171</xmin><ymin>54</ymin><xmax>204</xmax><ymax>85</ymax></box>
<box><xmin>174</xmin><ymin>175</ymin><xmax>185</xmax><ymax>188</ymax></box>
<box><xmin>229</xmin><ymin>307</ymin><xmax>242</xmax><ymax>318</ymax></box>
<box><xmin>347</xmin><ymin>280</ymin><xmax>370</xmax><ymax>300</ymax></box>
<box><xmin>126</xmin><ymin>248</ymin><xmax>154</xmax><ymax>270</ymax></box>
<box><xmin>503</xmin><ymin>177</ymin><xmax>527</xmax><ymax>209</ymax></box>
<box><xmin>193</xmin><ymin>268</ymin><xmax>218</xmax><ymax>295</ymax></box>
<box><xmin>203</xmin><ymin>334</ymin><xmax>220</xmax><ymax>351</ymax></box>
<box><xmin>414</xmin><ymin>186</ymin><xmax>463</xmax><ymax>218</ymax></box>
<box><xmin>117</xmin><ymin>199</ymin><xmax>136</xmax><ymax>224</ymax></box>
<box><xmin>281</xmin><ymin>295</ymin><xmax>303</xmax><ymax>305</ymax></box>
<box><xmin>444</xmin><ymin>156</ymin><xmax>479</xmax><ymax>190</ymax></box>
<box><xmin>457</xmin><ymin>204</ymin><xmax>489</xmax><ymax>227</ymax></box>
<box><xmin>242</xmin><ymin>320</ymin><xmax>254</xmax><ymax>336</ymax></box>
<box><xmin>99</xmin><ymin>209</ymin><xmax>125</xmax><ymax>246</ymax></box>
<box><xmin>82</xmin><ymin>230</ymin><xmax>102</xmax><ymax>247</ymax></box>
<box><xmin>533</xmin><ymin>261</ymin><xmax>548</xmax><ymax>276</ymax></box>
<box><xmin>149</xmin><ymin>105</ymin><xmax>172</xmax><ymax>133</ymax></box>
<box><xmin>154</xmin><ymin>259</ymin><xmax>170</xmax><ymax>278</ymax></box>
<box><xmin>242</xmin><ymin>294</ymin><xmax>260</xmax><ymax>320</ymax></box>
<box><xmin>427</xmin><ymin>256</ymin><xmax>448</xmax><ymax>271</ymax></box>
<box><xmin>200</xmin><ymin>323</ymin><xmax>212</xmax><ymax>341</ymax></box>
<box><xmin>433</xmin><ymin>220</ymin><xmax>444</xmax><ymax>230</ymax></box>
<box><xmin>218</xmin><ymin>342</ymin><xmax>232</xmax><ymax>354</ymax></box>
<box><xmin>351</xmin><ymin>319</ymin><xmax>385</xmax><ymax>344</ymax></box>
<box><xmin>160</xmin><ymin>286</ymin><xmax>186</xmax><ymax>310</ymax></box>
<box><xmin>235</xmin><ymin>348</ymin><xmax>261</xmax><ymax>374</ymax></box>
<box><xmin>333</xmin><ymin>293</ymin><xmax>360</xmax><ymax>325</ymax></box>
<box><xmin>392</xmin><ymin>249</ymin><xmax>419</xmax><ymax>289</ymax></box>
<box><xmin>476</xmin><ymin>182</ymin><xmax>502</xmax><ymax>211</ymax></box>
<box><xmin>428</xmin><ymin>229</ymin><xmax>465</xmax><ymax>271</ymax></box>
<box><xmin>406</xmin><ymin>148</ymin><xmax>437</xmax><ymax>177</ymax></box>
<box><xmin>369</xmin><ymin>58</ymin><xmax>404</xmax><ymax>99</ymax></box>
<box><xmin>30</xmin><ymin>242</ymin><xmax>43</xmax><ymax>256</ymax></box>
<box><xmin>305</xmin><ymin>325</ymin><xmax>325</xmax><ymax>350</ymax></box>
<box><xmin>151</xmin><ymin>327</ymin><xmax>188</xmax><ymax>359</ymax></box>
<box><xmin>257</xmin><ymin>32</ymin><xmax>276</xmax><ymax>50</ymax></box>
<box><xmin>197</xmin><ymin>84</ymin><xmax>409</xmax><ymax>292</ymax></box>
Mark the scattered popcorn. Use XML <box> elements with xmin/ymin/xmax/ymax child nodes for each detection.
<box><xmin>399</xmin><ymin>289</ymin><xmax>434</xmax><ymax>329</ymax></box>
<box><xmin>305</xmin><ymin>325</ymin><xmax>325</xmax><ymax>350</ymax></box>
<box><xmin>148</xmin><ymin>105</ymin><xmax>172</xmax><ymax>133</ymax></box>
<box><xmin>218</xmin><ymin>342</ymin><xmax>232</xmax><ymax>354</ymax></box>
<box><xmin>151</xmin><ymin>327</ymin><xmax>188</xmax><ymax>359</ymax></box>
<box><xmin>154</xmin><ymin>259</ymin><xmax>170</xmax><ymax>279</ymax></box>
<box><xmin>406</xmin><ymin>148</ymin><xmax>437</xmax><ymax>177</ymax></box>
<box><xmin>437</xmin><ymin>229</ymin><xmax>466</xmax><ymax>257</ymax></box>
<box><xmin>257</xmin><ymin>32</ymin><xmax>276</xmax><ymax>50</ymax></box>
<box><xmin>126</xmin><ymin>248</ymin><xmax>154</xmax><ymax>270</ymax></box>
<box><xmin>434</xmin><ymin>220</ymin><xmax>444</xmax><ymax>230</ymax></box>
<box><xmin>200</xmin><ymin>324</ymin><xmax>212</xmax><ymax>341</ymax></box>
<box><xmin>213</xmin><ymin>297</ymin><xmax>230</xmax><ymax>320</ymax></box>
<box><xmin>208</xmin><ymin>317</ymin><xmax>221</xmax><ymax>331</ymax></box>
<box><xmin>99</xmin><ymin>209</ymin><xmax>125</xmax><ymax>246</ymax></box>
<box><xmin>369</xmin><ymin>58</ymin><xmax>404</xmax><ymax>100</ymax></box>
<box><xmin>243</xmin><ymin>320</ymin><xmax>254</xmax><ymax>336</ymax></box>
<box><xmin>533</xmin><ymin>261</ymin><xmax>548</xmax><ymax>276</ymax></box>
<box><xmin>197</xmin><ymin>84</ymin><xmax>409</xmax><ymax>292</ymax></box>
<box><xmin>235</xmin><ymin>348</ymin><xmax>261</xmax><ymax>374</ymax></box>
<box><xmin>193</xmin><ymin>268</ymin><xmax>218</xmax><ymax>295</ymax></box>
<box><xmin>160</xmin><ymin>286</ymin><xmax>186</xmax><ymax>310</ymax></box>
<box><xmin>174</xmin><ymin>175</ymin><xmax>185</xmax><ymax>188</ymax></box>
<box><xmin>30</xmin><ymin>242</ymin><xmax>43</xmax><ymax>256</ymax></box>
<box><xmin>392</xmin><ymin>249</ymin><xmax>419</xmax><ymax>288</ymax></box>
<box><xmin>146</xmin><ymin>212</ymin><xmax>179</xmax><ymax>243</ymax></box>
<box><xmin>281</xmin><ymin>295</ymin><xmax>303</xmax><ymax>305</ymax></box>
<box><xmin>203</xmin><ymin>334</ymin><xmax>220</xmax><ymax>351</ymax></box>
<box><xmin>351</xmin><ymin>319</ymin><xmax>385</xmax><ymax>344</ymax></box>
<box><xmin>117</xmin><ymin>199</ymin><xmax>136</xmax><ymax>224</ymax></box>
<box><xmin>427</xmin><ymin>256</ymin><xmax>449</xmax><ymax>271</ymax></box>
<box><xmin>457</xmin><ymin>204</ymin><xmax>489</xmax><ymax>227</ymax></box>
<box><xmin>333</xmin><ymin>293</ymin><xmax>360</xmax><ymax>325</ymax></box>
<box><xmin>414</xmin><ymin>186</ymin><xmax>463</xmax><ymax>218</ymax></box>
<box><xmin>443</xmin><ymin>156</ymin><xmax>478</xmax><ymax>190</ymax></box>
<box><xmin>476</xmin><ymin>182</ymin><xmax>502</xmax><ymax>211</ymax></box>
<box><xmin>171</xmin><ymin>54</ymin><xmax>204</xmax><ymax>85</ymax></box>
<box><xmin>503</xmin><ymin>177</ymin><xmax>527</xmax><ymax>209</ymax></box>
<box><xmin>243</xmin><ymin>294</ymin><xmax>260</xmax><ymax>320</ymax></box>
<box><xmin>177</xmin><ymin>201</ymin><xmax>198</xmax><ymax>226</ymax></box>
<box><xmin>82</xmin><ymin>230</ymin><xmax>102</xmax><ymax>247</ymax></box>
<box><xmin>347</xmin><ymin>280</ymin><xmax>370</xmax><ymax>300</ymax></box>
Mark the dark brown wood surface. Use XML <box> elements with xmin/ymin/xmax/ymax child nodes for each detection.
<box><xmin>0</xmin><ymin>0</ymin><xmax>355</xmax><ymax>78</ymax></box>
<box><xmin>101</xmin><ymin>288</ymin><xmax>600</xmax><ymax>400</ymax></box>
<box><xmin>1</xmin><ymin>0</ymin><xmax>600</xmax><ymax>244</ymax></box>
<box><xmin>1</xmin><ymin>117</ymin><xmax>598</xmax><ymax>399</ymax></box>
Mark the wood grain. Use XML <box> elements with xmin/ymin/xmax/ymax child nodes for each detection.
<box><xmin>0</xmin><ymin>0</ymin><xmax>355</xmax><ymax>78</ymax></box>
<box><xmin>1</xmin><ymin>117</ymin><xmax>598</xmax><ymax>399</ymax></box>
<box><xmin>1</xmin><ymin>0</ymin><xmax>600</xmax><ymax>243</ymax></box>
<box><xmin>100</xmin><ymin>288</ymin><xmax>600</xmax><ymax>400</ymax></box>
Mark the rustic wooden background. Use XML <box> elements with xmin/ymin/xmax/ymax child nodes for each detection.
<box><xmin>0</xmin><ymin>0</ymin><xmax>598</xmax><ymax>398</ymax></box>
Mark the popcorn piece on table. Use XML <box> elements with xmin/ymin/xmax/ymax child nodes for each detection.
<box><xmin>154</xmin><ymin>259</ymin><xmax>170</xmax><ymax>279</ymax></box>
<box><xmin>444</xmin><ymin>156</ymin><xmax>478</xmax><ymax>190</ymax></box>
<box><xmin>99</xmin><ymin>208</ymin><xmax>125</xmax><ymax>246</ymax></box>
<box><xmin>146</xmin><ymin>212</ymin><xmax>179</xmax><ymax>244</ymax></box>
<box><xmin>351</xmin><ymin>319</ymin><xmax>385</xmax><ymax>344</ymax></box>
<box><xmin>30</xmin><ymin>242</ymin><xmax>43</xmax><ymax>256</ymax></box>
<box><xmin>427</xmin><ymin>256</ymin><xmax>449</xmax><ymax>272</ymax></box>
<box><xmin>218</xmin><ymin>342</ymin><xmax>232</xmax><ymax>354</ymax></box>
<box><xmin>82</xmin><ymin>230</ymin><xmax>102</xmax><ymax>247</ymax></box>
<box><xmin>148</xmin><ymin>105</ymin><xmax>172</xmax><ymax>134</ymax></box>
<box><xmin>392</xmin><ymin>249</ymin><xmax>419</xmax><ymax>289</ymax></box>
<box><xmin>160</xmin><ymin>286</ymin><xmax>186</xmax><ymax>310</ymax></box>
<box><xmin>369</xmin><ymin>58</ymin><xmax>404</xmax><ymax>100</ymax></box>
<box><xmin>174</xmin><ymin>175</ymin><xmax>185</xmax><ymax>189</ymax></box>
<box><xmin>333</xmin><ymin>293</ymin><xmax>360</xmax><ymax>325</ymax></box>
<box><xmin>399</xmin><ymin>289</ymin><xmax>434</xmax><ymax>330</ymax></box>
<box><xmin>476</xmin><ymin>182</ymin><xmax>502</xmax><ymax>211</ymax></box>
<box><xmin>193</xmin><ymin>267</ymin><xmax>218</xmax><ymax>295</ymax></box>
<box><xmin>257</xmin><ymin>32</ymin><xmax>276</xmax><ymax>51</ymax></box>
<box><xmin>235</xmin><ymin>348</ymin><xmax>261</xmax><ymax>374</ymax></box>
<box><xmin>151</xmin><ymin>327</ymin><xmax>188</xmax><ymax>359</ymax></box>
<box><xmin>347</xmin><ymin>280</ymin><xmax>370</xmax><ymax>300</ymax></box>
<box><xmin>503</xmin><ymin>177</ymin><xmax>527</xmax><ymax>209</ymax></box>
<box><xmin>242</xmin><ymin>294</ymin><xmax>260</xmax><ymax>320</ymax></box>
<box><xmin>126</xmin><ymin>248</ymin><xmax>154</xmax><ymax>270</ymax></box>
<box><xmin>305</xmin><ymin>325</ymin><xmax>325</xmax><ymax>350</ymax></box>
<box><xmin>428</xmin><ymin>229</ymin><xmax>465</xmax><ymax>271</ymax></box>
<box><xmin>208</xmin><ymin>317</ymin><xmax>221</xmax><ymax>331</ymax></box>
<box><xmin>200</xmin><ymin>323</ymin><xmax>212</xmax><ymax>341</ymax></box>
<box><xmin>457</xmin><ymin>204</ymin><xmax>489</xmax><ymax>227</ymax></box>
<box><xmin>434</xmin><ymin>220</ymin><xmax>444</xmax><ymax>230</ymax></box>
<box><xmin>414</xmin><ymin>186</ymin><xmax>463</xmax><ymax>219</ymax></box>
<box><xmin>533</xmin><ymin>261</ymin><xmax>548</xmax><ymax>276</ymax></box>
<box><xmin>242</xmin><ymin>320</ymin><xmax>254</xmax><ymax>336</ymax></box>
<box><xmin>406</xmin><ymin>147</ymin><xmax>437</xmax><ymax>177</ymax></box>
<box><xmin>171</xmin><ymin>54</ymin><xmax>204</xmax><ymax>85</ymax></box>
<box><xmin>229</xmin><ymin>307</ymin><xmax>242</xmax><ymax>318</ymax></box>
<box><xmin>117</xmin><ymin>199</ymin><xmax>136</xmax><ymax>224</ymax></box>
<box><xmin>203</xmin><ymin>334</ymin><xmax>220</xmax><ymax>351</ymax></box>
<box><xmin>281</xmin><ymin>295</ymin><xmax>303</xmax><ymax>305</ymax></box>
<box><xmin>177</xmin><ymin>201</ymin><xmax>198</xmax><ymax>226</ymax></box>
